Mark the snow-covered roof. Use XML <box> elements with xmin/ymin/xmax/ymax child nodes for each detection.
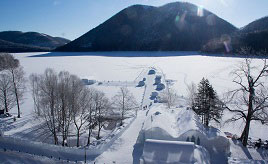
<box><xmin>138</xmin><ymin>104</ymin><xmax>230</xmax><ymax>163</ymax></box>
<box><xmin>141</xmin><ymin>139</ymin><xmax>210</xmax><ymax>164</ymax></box>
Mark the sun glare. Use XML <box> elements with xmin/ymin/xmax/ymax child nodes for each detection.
<box><xmin>197</xmin><ymin>6</ymin><xmax>204</xmax><ymax>17</ymax></box>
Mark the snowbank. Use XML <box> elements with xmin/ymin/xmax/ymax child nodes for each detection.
<box><xmin>0</xmin><ymin>149</ymin><xmax>79</xmax><ymax>164</ymax></box>
<box><xmin>0</xmin><ymin>116</ymin><xmax>137</xmax><ymax>162</ymax></box>
<box><xmin>228</xmin><ymin>158</ymin><xmax>268</xmax><ymax>164</ymax></box>
<box><xmin>137</xmin><ymin>104</ymin><xmax>230</xmax><ymax>163</ymax></box>
<box><xmin>140</xmin><ymin>139</ymin><xmax>210</xmax><ymax>164</ymax></box>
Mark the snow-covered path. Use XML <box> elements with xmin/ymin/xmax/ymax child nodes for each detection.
<box><xmin>142</xmin><ymin>72</ymin><xmax>156</xmax><ymax>108</ymax></box>
<box><xmin>94</xmin><ymin>109</ymin><xmax>147</xmax><ymax>164</ymax></box>
<box><xmin>94</xmin><ymin>69</ymin><xmax>157</xmax><ymax>163</ymax></box>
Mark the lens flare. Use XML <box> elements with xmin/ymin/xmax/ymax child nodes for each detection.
<box><xmin>174</xmin><ymin>12</ymin><xmax>187</xmax><ymax>31</ymax></box>
<box><xmin>197</xmin><ymin>6</ymin><xmax>204</xmax><ymax>17</ymax></box>
<box><xmin>175</xmin><ymin>15</ymin><xmax>180</xmax><ymax>22</ymax></box>
<box><xmin>221</xmin><ymin>34</ymin><xmax>232</xmax><ymax>53</ymax></box>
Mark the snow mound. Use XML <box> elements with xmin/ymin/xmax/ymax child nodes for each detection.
<box><xmin>140</xmin><ymin>139</ymin><xmax>210</xmax><ymax>164</ymax></box>
<box><xmin>137</xmin><ymin>104</ymin><xmax>230</xmax><ymax>163</ymax></box>
<box><xmin>228</xmin><ymin>158</ymin><xmax>268</xmax><ymax>164</ymax></box>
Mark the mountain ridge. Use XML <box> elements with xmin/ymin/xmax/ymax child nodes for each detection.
<box><xmin>56</xmin><ymin>2</ymin><xmax>238</xmax><ymax>52</ymax></box>
<box><xmin>0</xmin><ymin>31</ymin><xmax>70</xmax><ymax>52</ymax></box>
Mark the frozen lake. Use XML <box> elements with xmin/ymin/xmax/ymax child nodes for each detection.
<box><xmin>14</xmin><ymin>51</ymin><xmax>251</xmax><ymax>96</ymax></box>
<box><xmin>11</xmin><ymin>51</ymin><xmax>268</xmax><ymax>140</ymax></box>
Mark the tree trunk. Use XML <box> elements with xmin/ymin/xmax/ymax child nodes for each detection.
<box><xmin>97</xmin><ymin>121</ymin><xmax>101</xmax><ymax>140</ymax></box>
<box><xmin>77</xmin><ymin>130</ymin><xmax>80</xmax><ymax>147</ymax></box>
<box><xmin>120</xmin><ymin>112</ymin><xmax>124</xmax><ymax>126</ymax></box>
<box><xmin>11</xmin><ymin>70</ymin><xmax>20</xmax><ymax>118</ymax></box>
<box><xmin>240</xmin><ymin>85</ymin><xmax>254</xmax><ymax>146</ymax></box>
<box><xmin>53</xmin><ymin>132</ymin><xmax>58</xmax><ymax>145</ymax></box>
<box><xmin>4</xmin><ymin>90</ymin><xmax>8</xmax><ymax>113</ymax></box>
<box><xmin>14</xmin><ymin>87</ymin><xmax>20</xmax><ymax>118</ymax></box>
<box><xmin>240</xmin><ymin>118</ymin><xmax>251</xmax><ymax>146</ymax></box>
<box><xmin>51</xmin><ymin>94</ymin><xmax>58</xmax><ymax>145</ymax></box>
<box><xmin>87</xmin><ymin>128</ymin><xmax>91</xmax><ymax>146</ymax></box>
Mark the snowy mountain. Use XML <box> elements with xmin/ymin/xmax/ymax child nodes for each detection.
<box><xmin>0</xmin><ymin>31</ymin><xmax>70</xmax><ymax>52</ymax></box>
<box><xmin>56</xmin><ymin>2</ymin><xmax>237</xmax><ymax>52</ymax></box>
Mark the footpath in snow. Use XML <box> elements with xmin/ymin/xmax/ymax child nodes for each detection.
<box><xmin>94</xmin><ymin>68</ymin><xmax>158</xmax><ymax>163</ymax></box>
<box><xmin>94</xmin><ymin>109</ymin><xmax>147</xmax><ymax>163</ymax></box>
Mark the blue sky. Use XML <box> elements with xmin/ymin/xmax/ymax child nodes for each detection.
<box><xmin>0</xmin><ymin>0</ymin><xmax>267</xmax><ymax>40</ymax></box>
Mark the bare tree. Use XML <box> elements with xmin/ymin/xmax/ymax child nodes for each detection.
<box><xmin>0</xmin><ymin>73</ymin><xmax>15</xmax><ymax>114</ymax></box>
<box><xmin>38</xmin><ymin>68</ymin><xmax>59</xmax><ymax>145</ymax></box>
<box><xmin>86</xmin><ymin>88</ymin><xmax>97</xmax><ymax>146</ymax></box>
<box><xmin>57</xmin><ymin>71</ymin><xmax>73</xmax><ymax>146</ymax></box>
<box><xmin>92</xmin><ymin>90</ymin><xmax>110</xmax><ymax>140</ymax></box>
<box><xmin>9</xmin><ymin>66</ymin><xmax>26</xmax><ymax>118</ymax></box>
<box><xmin>29</xmin><ymin>74</ymin><xmax>41</xmax><ymax>116</ymax></box>
<box><xmin>0</xmin><ymin>53</ymin><xmax>19</xmax><ymax>71</ymax></box>
<box><xmin>159</xmin><ymin>87</ymin><xmax>179</xmax><ymax>108</ymax></box>
<box><xmin>69</xmin><ymin>75</ymin><xmax>89</xmax><ymax>147</ymax></box>
<box><xmin>0</xmin><ymin>53</ymin><xmax>25</xmax><ymax>118</ymax></box>
<box><xmin>224</xmin><ymin>49</ymin><xmax>268</xmax><ymax>146</ymax></box>
<box><xmin>112</xmin><ymin>87</ymin><xmax>138</xmax><ymax>126</ymax></box>
<box><xmin>186</xmin><ymin>82</ymin><xmax>197</xmax><ymax>108</ymax></box>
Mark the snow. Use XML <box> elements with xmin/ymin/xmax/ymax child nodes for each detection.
<box><xmin>141</xmin><ymin>139</ymin><xmax>210</xmax><ymax>164</ymax></box>
<box><xmin>137</xmin><ymin>104</ymin><xmax>230</xmax><ymax>163</ymax></box>
<box><xmin>94</xmin><ymin>109</ymin><xmax>147</xmax><ymax>163</ymax></box>
<box><xmin>228</xmin><ymin>138</ymin><xmax>268</xmax><ymax>163</ymax></box>
<box><xmin>0</xmin><ymin>52</ymin><xmax>267</xmax><ymax>163</ymax></box>
<box><xmin>93</xmin><ymin>67</ymin><xmax>159</xmax><ymax>163</ymax></box>
<box><xmin>0</xmin><ymin>149</ymin><xmax>79</xmax><ymax>164</ymax></box>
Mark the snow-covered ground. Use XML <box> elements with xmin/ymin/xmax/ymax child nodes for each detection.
<box><xmin>0</xmin><ymin>52</ymin><xmax>268</xmax><ymax>163</ymax></box>
<box><xmin>0</xmin><ymin>149</ymin><xmax>79</xmax><ymax>164</ymax></box>
<box><xmin>94</xmin><ymin>109</ymin><xmax>148</xmax><ymax>163</ymax></box>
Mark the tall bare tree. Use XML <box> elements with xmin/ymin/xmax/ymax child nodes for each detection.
<box><xmin>9</xmin><ymin>66</ymin><xmax>26</xmax><ymax>118</ymax></box>
<box><xmin>29</xmin><ymin>74</ymin><xmax>41</xmax><ymax>116</ymax></box>
<box><xmin>0</xmin><ymin>73</ymin><xmax>15</xmax><ymax>114</ymax></box>
<box><xmin>86</xmin><ymin>88</ymin><xmax>97</xmax><ymax>146</ymax></box>
<box><xmin>186</xmin><ymin>82</ymin><xmax>197</xmax><ymax>108</ymax></box>
<box><xmin>159</xmin><ymin>87</ymin><xmax>179</xmax><ymax>108</ymax></box>
<box><xmin>112</xmin><ymin>87</ymin><xmax>138</xmax><ymax>126</ymax></box>
<box><xmin>93</xmin><ymin>90</ymin><xmax>110</xmax><ymax>140</ymax></box>
<box><xmin>38</xmin><ymin>68</ymin><xmax>59</xmax><ymax>145</ymax></box>
<box><xmin>69</xmin><ymin>75</ymin><xmax>89</xmax><ymax>147</ymax></box>
<box><xmin>224</xmin><ymin>48</ymin><xmax>268</xmax><ymax>146</ymax></box>
<box><xmin>0</xmin><ymin>53</ymin><xmax>25</xmax><ymax>118</ymax></box>
<box><xmin>57</xmin><ymin>71</ymin><xmax>73</xmax><ymax>146</ymax></box>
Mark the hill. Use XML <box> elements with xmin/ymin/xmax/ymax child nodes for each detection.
<box><xmin>0</xmin><ymin>31</ymin><xmax>70</xmax><ymax>52</ymax></box>
<box><xmin>56</xmin><ymin>2</ymin><xmax>237</xmax><ymax>52</ymax></box>
<box><xmin>240</xmin><ymin>16</ymin><xmax>268</xmax><ymax>33</ymax></box>
<box><xmin>0</xmin><ymin>39</ymin><xmax>50</xmax><ymax>53</ymax></box>
<box><xmin>202</xmin><ymin>16</ymin><xmax>268</xmax><ymax>53</ymax></box>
